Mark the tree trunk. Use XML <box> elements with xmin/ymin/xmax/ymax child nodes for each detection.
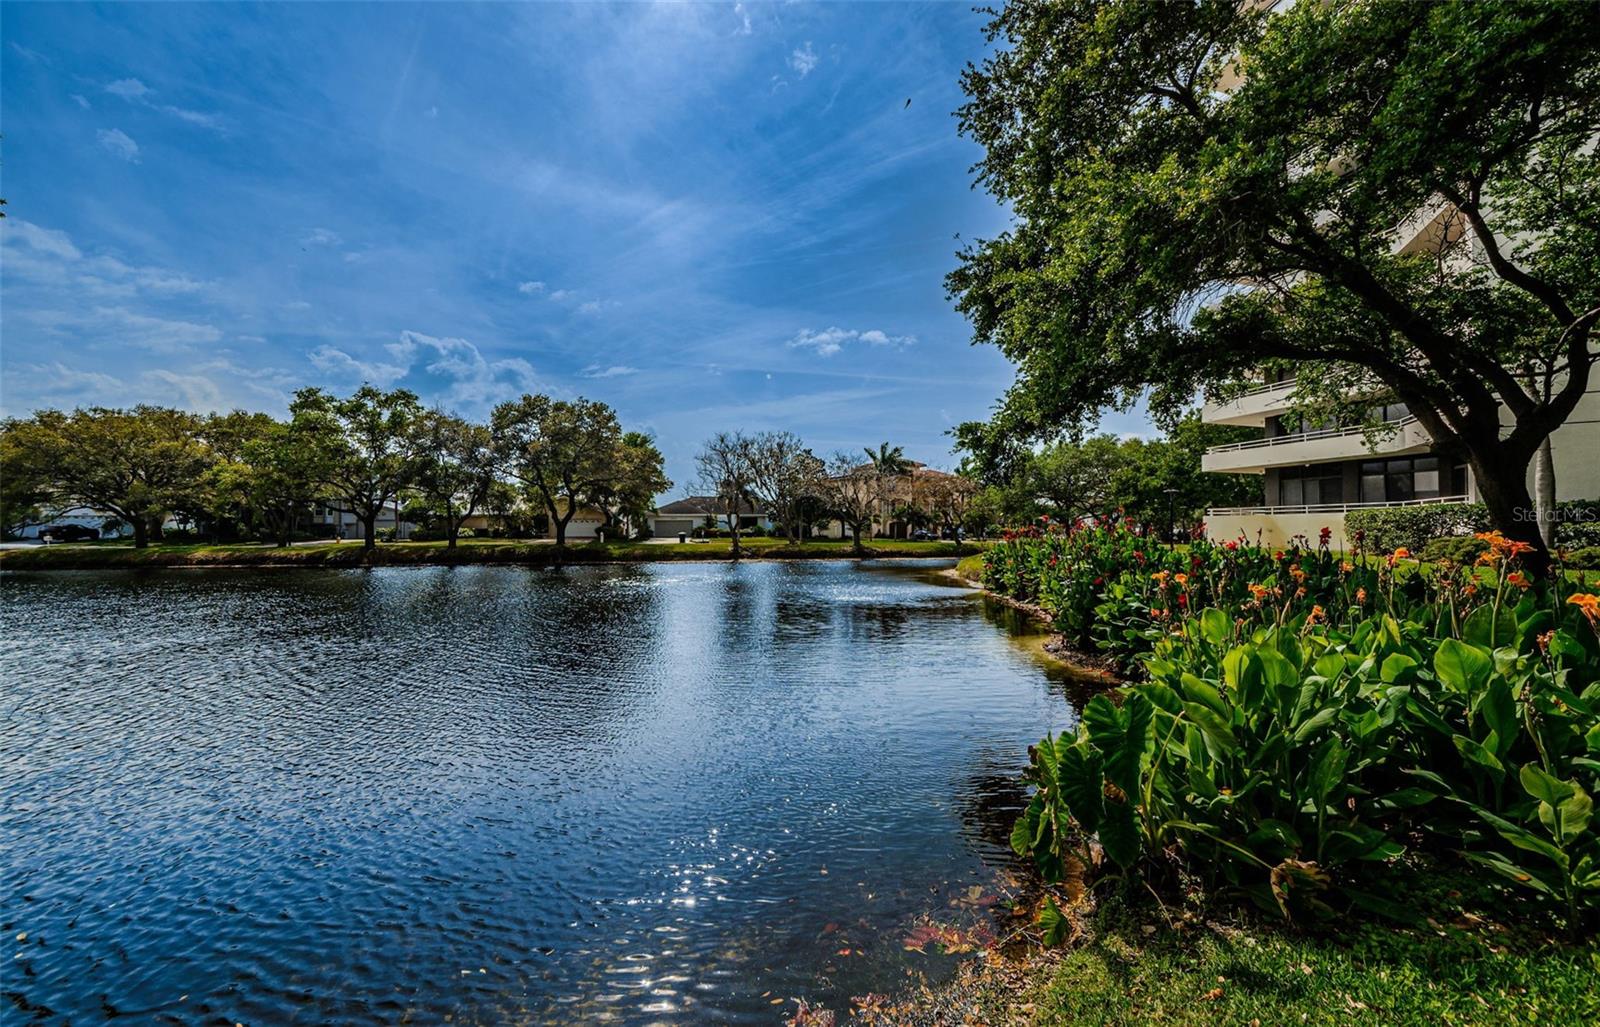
<box><xmin>1472</xmin><ymin>452</ymin><xmax>1550</xmax><ymax>576</ymax></box>
<box><xmin>362</xmin><ymin>514</ymin><xmax>377</xmax><ymax>550</ymax></box>
<box><xmin>729</xmin><ymin>520</ymin><xmax>742</xmax><ymax>559</ymax></box>
<box><xmin>1534</xmin><ymin>437</ymin><xmax>1557</xmax><ymax>549</ymax></box>
<box><xmin>554</xmin><ymin>517</ymin><xmax>569</xmax><ymax>546</ymax></box>
<box><xmin>851</xmin><ymin>524</ymin><xmax>863</xmax><ymax>554</ymax></box>
<box><xmin>132</xmin><ymin>517</ymin><xmax>149</xmax><ymax>549</ymax></box>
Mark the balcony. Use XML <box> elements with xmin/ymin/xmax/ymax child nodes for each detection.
<box><xmin>1201</xmin><ymin>416</ymin><xmax>1433</xmax><ymax>473</ymax></box>
<box><xmin>1206</xmin><ymin>495</ymin><xmax>1471</xmax><ymax>518</ymax></box>
<box><xmin>1199</xmin><ymin>379</ymin><xmax>1297</xmax><ymax>426</ymax></box>
<box><xmin>1204</xmin><ymin>494</ymin><xmax>1471</xmax><ymax>550</ymax></box>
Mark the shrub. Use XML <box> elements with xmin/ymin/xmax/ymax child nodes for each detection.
<box><xmin>1565</xmin><ymin>546</ymin><xmax>1600</xmax><ymax>570</ymax></box>
<box><xmin>747</xmin><ymin>524</ymin><xmax>768</xmax><ymax>537</ymax></box>
<box><xmin>1002</xmin><ymin>522</ymin><xmax>1600</xmax><ymax>933</ymax></box>
<box><xmin>1420</xmin><ymin>534</ymin><xmax>1488</xmax><ymax>566</ymax></box>
<box><xmin>1555</xmin><ymin>500</ymin><xmax>1600</xmax><ymax>550</ymax></box>
<box><xmin>1344</xmin><ymin>503</ymin><xmax>1488</xmax><ymax>553</ymax></box>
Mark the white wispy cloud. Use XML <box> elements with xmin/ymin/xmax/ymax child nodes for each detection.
<box><xmin>549</xmin><ymin>289</ymin><xmax>574</xmax><ymax>302</ymax></box>
<box><xmin>581</xmin><ymin>364</ymin><xmax>638</xmax><ymax>379</ymax></box>
<box><xmin>104</xmin><ymin>76</ymin><xmax>224</xmax><ymax>133</ymax></box>
<box><xmin>4</xmin><ymin>219</ymin><xmax>208</xmax><ymax>299</ymax></box>
<box><xmin>8</xmin><ymin>220</ymin><xmax>82</xmax><ymax>261</ymax></box>
<box><xmin>789</xmin><ymin>42</ymin><xmax>818</xmax><ymax>77</ymax></box>
<box><xmin>787</xmin><ymin>326</ymin><xmax>915</xmax><ymax>357</ymax></box>
<box><xmin>23</xmin><ymin>306</ymin><xmax>222</xmax><ymax>354</ymax></box>
<box><xmin>517</xmin><ymin>280</ymin><xmax>546</xmax><ymax>294</ymax></box>
<box><xmin>105</xmin><ymin>78</ymin><xmax>150</xmax><ymax>100</ymax></box>
<box><xmin>309</xmin><ymin>331</ymin><xmax>537</xmax><ymax>409</ymax></box>
<box><xmin>301</xmin><ymin>227</ymin><xmax>342</xmax><ymax>246</ymax></box>
<box><xmin>5</xmin><ymin>359</ymin><xmax>297</xmax><ymax>413</ymax></box>
<box><xmin>577</xmin><ymin>300</ymin><xmax>602</xmax><ymax>315</ymax></box>
<box><xmin>97</xmin><ymin>128</ymin><xmax>140</xmax><ymax>163</ymax></box>
<box><xmin>308</xmin><ymin>344</ymin><xmax>410</xmax><ymax>387</ymax></box>
<box><xmin>734</xmin><ymin>2</ymin><xmax>752</xmax><ymax>36</ymax></box>
<box><xmin>70</xmin><ymin>93</ymin><xmax>90</xmax><ymax>109</ymax></box>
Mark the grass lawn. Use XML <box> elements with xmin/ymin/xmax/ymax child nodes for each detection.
<box><xmin>0</xmin><ymin>536</ymin><xmax>988</xmax><ymax>570</ymax></box>
<box><xmin>935</xmin><ymin>875</ymin><xmax>1599</xmax><ymax>1027</ymax></box>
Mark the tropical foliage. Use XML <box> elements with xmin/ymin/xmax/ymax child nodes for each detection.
<box><xmin>990</xmin><ymin>523</ymin><xmax>1600</xmax><ymax>933</ymax></box>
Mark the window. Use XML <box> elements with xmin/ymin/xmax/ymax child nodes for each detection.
<box><xmin>1358</xmin><ymin>456</ymin><xmax>1450</xmax><ymax>504</ymax></box>
<box><xmin>1279</xmin><ymin>464</ymin><xmax>1344</xmax><ymax>507</ymax></box>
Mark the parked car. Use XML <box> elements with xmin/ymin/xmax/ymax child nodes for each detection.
<box><xmin>40</xmin><ymin>524</ymin><xmax>100</xmax><ymax>543</ymax></box>
<box><xmin>910</xmin><ymin>529</ymin><xmax>934</xmax><ymax>541</ymax></box>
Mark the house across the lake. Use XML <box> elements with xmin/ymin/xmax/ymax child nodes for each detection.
<box><xmin>648</xmin><ymin>497</ymin><xmax>774</xmax><ymax>538</ymax></box>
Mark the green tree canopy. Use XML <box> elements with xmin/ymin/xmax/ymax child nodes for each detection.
<box><xmin>0</xmin><ymin>406</ymin><xmax>212</xmax><ymax>547</ymax></box>
<box><xmin>491</xmin><ymin>394</ymin><xmax>623</xmax><ymax>545</ymax></box>
<box><xmin>290</xmin><ymin>385</ymin><xmax>425</xmax><ymax>549</ymax></box>
<box><xmin>948</xmin><ymin>0</ymin><xmax>1600</xmax><ymax>566</ymax></box>
<box><xmin>412</xmin><ymin>410</ymin><xmax>498</xmax><ymax>548</ymax></box>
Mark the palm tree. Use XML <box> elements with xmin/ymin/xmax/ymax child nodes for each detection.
<box><xmin>863</xmin><ymin>442</ymin><xmax>911</xmax><ymax>540</ymax></box>
<box><xmin>864</xmin><ymin>442</ymin><xmax>911</xmax><ymax>476</ymax></box>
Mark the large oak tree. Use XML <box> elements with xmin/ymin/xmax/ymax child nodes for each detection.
<box><xmin>290</xmin><ymin>385</ymin><xmax>425</xmax><ymax>549</ymax></box>
<box><xmin>491</xmin><ymin>395</ymin><xmax>622</xmax><ymax>546</ymax></box>
<box><xmin>948</xmin><ymin>0</ymin><xmax>1600</xmax><ymax>569</ymax></box>
<box><xmin>0</xmin><ymin>406</ymin><xmax>212</xmax><ymax>548</ymax></box>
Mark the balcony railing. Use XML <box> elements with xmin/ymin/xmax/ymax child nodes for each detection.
<box><xmin>1206</xmin><ymin>494</ymin><xmax>1469</xmax><ymax>517</ymax></box>
<box><xmin>1205</xmin><ymin>416</ymin><xmax>1419</xmax><ymax>455</ymax></box>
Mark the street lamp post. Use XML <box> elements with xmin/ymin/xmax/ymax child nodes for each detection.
<box><xmin>1164</xmin><ymin>487</ymin><xmax>1179</xmax><ymax>546</ymax></box>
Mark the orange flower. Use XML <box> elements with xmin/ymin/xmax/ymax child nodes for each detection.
<box><xmin>1151</xmin><ymin>571</ymin><xmax>1169</xmax><ymax>582</ymax></box>
<box><xmin>1340</xmin><ymin>561</ymin><xmax>1354</xmax><ymax>574</ymax></box>
<box><xmin>1506</xmin><ymin>571</ymin><xmax>1531</xmax><ymax>589</ymax></box>
<box><xmin>1504</xmin><ymin>539</ymin><xmax>1536</xmax><ymax>557</ymax></box>
<box><xmin>1568</xmin><ymin>593</ymin><xmax>1600</xmax><ymax>625</ymax></box>
<box><xmin>1355</xmin><ymin>587</ymin><xmax>1367</xmax><ymax>604</ymax></box>
<box><xmin>1290</xmin><ymin>566</ymin><xmax>1307</xmax><ymax>583</ymax></box>
<box><xmin>1248</xmin><ymin>583</ymin><xmax>1270</xmax><ymax>600</ymax></box>
<box><xmin>1393</xmin><ymin>547</ymin><xmax>1410</xmax><ymax>560</ymax></box>
<box><xmin>1173</xmin><ymin>572</ymin><xmax>1189</xmax><ymax>586</ymax></box>
<box><xmin>1306</xmin><ymin>605</ymin><xmax>1325</xmax><ymax>625</ymax></box>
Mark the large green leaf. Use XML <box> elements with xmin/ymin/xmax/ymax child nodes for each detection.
<box><xmin>1199</xmin><ymin>607</ymin><xmax>1231</xmax><ymax>646</ymax></box>
<box><xmin>1011</xmin><ymin>795</ymin><xmax>1044</xmax><ymax>857</ymax></box>
<box><xmin>1057</xmin><ymin>742</ymin><xmax>1105</xmax><ymax>834</ymax></box>
<box><xmin>1309</xmin><ymin>737</ymin><xmax>1348</xmax><ymax>808</ymax></box>
<box><xmin>1380</xmin><ymin>652</ymin><xmax>1418</xmax><ymax>683</ymax></box>
<box><xmin>1434</xmin><ymin>638</ymin><xmax>1493</xmax><ymax>693</ymax></box>
<box><xmin>1452</xmin><ymin>735</ymin><xmax>1505</xmax><ymax>779</ymax></box>
<box><xmin>1185</xmin><ymin>701</ymin><xmax>1238</xmax><ymax>758</ymax></box>
<box><xmin>1520</xmin><ymin>764</ymin><xmax>1576</xmax><ymax>807</ymax></box>
<box><xmin>1479</xmin><ymin>680</ymin><xmax>1518</xmax><ymax>758</ymax></box>
<box><xmin>1098</xmin><ymin>800</ymin><xmax>1141</xmax><ymax>869</ymax></box>
<box><xmin>1291</xmin><ymin>706</ymin><xmax>1337</xmax><ymax>745</ymax></box>
<box><xmin>1037</xmin><ymin>895</ymin><xmax>1073</xmax><ymax>946</ymax></box>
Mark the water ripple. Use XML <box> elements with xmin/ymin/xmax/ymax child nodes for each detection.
<box><xmin>1</xmin><ymin>561</ymin><xmax>1076</xmax><ymax>1024</ymax></box>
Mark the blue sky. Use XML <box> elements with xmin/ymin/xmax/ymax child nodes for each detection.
<box><xmin>1</xmin><ymin>1</ymin><xmax>1153</xmax><ymax>492</ymax></box>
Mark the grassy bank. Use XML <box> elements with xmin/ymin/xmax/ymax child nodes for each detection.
<box><xmin>0</xmin><ymin>537</ymin><xmax>984</xmax><ymax>571</ymax></box>
<box><xmin>913</xmin><ymin>892</ymin><xmax>1599</xmax><ymax>1027</ymax></box>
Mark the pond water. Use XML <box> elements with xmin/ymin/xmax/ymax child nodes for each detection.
<box><xmin>0</xmin><ymin>560</ymin><xmax>1082</xmax><ymax>1025</ymax></box>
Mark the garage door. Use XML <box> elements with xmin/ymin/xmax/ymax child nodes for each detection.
<box><xmin>654</xmin><ymin>518</ymin><xmax>695</xmax><ymax>536</ymax></box>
